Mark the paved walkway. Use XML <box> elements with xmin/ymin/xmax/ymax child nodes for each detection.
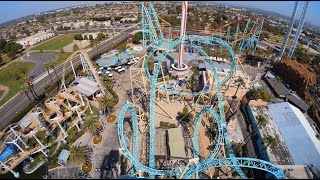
<box><xmin>0</xmin><ymin>84</ymin><xmax>9</xmax><ymax>102</ymax></box>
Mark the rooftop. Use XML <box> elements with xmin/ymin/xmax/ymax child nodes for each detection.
<box><xmin>57</xmin><ymin>149</ymin><xmax>70</xmax><ymax>164</ymax></box>
<box><xmin>248</xmin><ymin>104</ymin><xmax>294</xmax><ymax>165</ymax></box>
<box><xmin>278</xmin><ymin>165</ymin><xmax>312</xmax><ymax>179</ymax></box>
<box><xmin>265</xmin><ymin>71</ymin><xmax>310</xmax><ymax>112</ymax></box>
<box><xmin>268</xmin><ymin>102</ymin><xmax>320</xmax><ymax>168</ymax></box>
<box><xmin>71</xmin><ymin>77</ymin><xmax>100</xmax><ymax>97</ymax></box>
<box><xmin>166</xmin><ymin>128</ymin><xmax>186</xmax><ymax>158</ymax></box>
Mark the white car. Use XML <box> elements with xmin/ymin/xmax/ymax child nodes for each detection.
<box><xmin>117</xmin><ymin>68</ymin><xmax>125</xmax><ymax>73</ymax></box>
<box><xmin>107</xmin><ymin>67</ymin><xmax>112</xmax><ymax>71</ymax></box>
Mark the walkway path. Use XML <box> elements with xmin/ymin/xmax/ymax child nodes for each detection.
<box><xmin>0</xmin><ymin>84</ymin><xmax>9</xmax><ymax>102</ymax></box>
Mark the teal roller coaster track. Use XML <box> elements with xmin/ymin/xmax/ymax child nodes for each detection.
<box><xmin>117</xmin><ymin>1</ymin><xmax>285</xmax><ymax>179</ymax></box>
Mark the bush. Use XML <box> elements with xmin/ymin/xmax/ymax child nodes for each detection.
<box><xmin>245</xmin><ymin>87</ymin><xmax>271</xmax><ymax>102</ymax></box>
<box><xmin>132</xmin><ymin>32</ymin><xmax>143</xmax><ymax>44</ymax></box>
<box><xmin>66</xmin><ymin>126</ymin><xmax>85</xmax><ymax>144</ymax></box>
<box><xmin>74</xmin><ymin>34</ymin><xmax>83</xmax><ymax>40</ymax></box>
<box><xmin>159</xmin><ymin>121</ymin><xmax>177</xmax><ymax>129</ymax></box>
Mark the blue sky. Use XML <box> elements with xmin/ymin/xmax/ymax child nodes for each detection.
<box><xmin>0</xmin><ymin>1</ymin><xmax>320</xmax><ymax>27</ymax></box>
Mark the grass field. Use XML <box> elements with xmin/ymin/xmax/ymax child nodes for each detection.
<box><xmin>0</xmin><ymin>62</ymin><xmax>35</xmax><ymax>106</ymax></box>
<box><xmin>54</xmin><ymin>52</ymin><xmax>72</xmax><ymax>65</ymax></box>
<box><xmin>31</xmin><ymin>34</ymin><xmax>75</xmax><ymax>50</ymax></box>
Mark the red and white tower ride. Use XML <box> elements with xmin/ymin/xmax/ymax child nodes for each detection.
<box><xmin>177</xmin><ymin>1</ymin><xmax>188</xmax><ymax>69</ymax></box>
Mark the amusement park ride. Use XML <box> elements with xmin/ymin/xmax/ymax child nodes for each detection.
<box><xmin>118</xmin><ymin>1</ymin><xmax>284</xmax><ymax>179</ymax></box>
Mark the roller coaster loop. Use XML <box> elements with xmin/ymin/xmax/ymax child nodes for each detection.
<box><xmin>117</xmin><ymin>35</ymin><xmax>285</xmax><ymax>179</ymax></box>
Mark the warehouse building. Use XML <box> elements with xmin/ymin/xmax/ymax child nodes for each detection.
<box><xmin>246</xmin><ymin>101</ymin><xmax>320</xmax><ymax>179</ymax></box>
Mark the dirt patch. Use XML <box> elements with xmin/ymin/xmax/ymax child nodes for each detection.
<box><xmin>0</xmin><ymin>84</ymin><xmax>9</xmax><ymax>102</ymax></box>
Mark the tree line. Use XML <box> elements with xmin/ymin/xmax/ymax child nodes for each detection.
<box><xmin>0</xmin><ymin>39</ymin><xmax>23</xmax><ymax>62</ymax></box>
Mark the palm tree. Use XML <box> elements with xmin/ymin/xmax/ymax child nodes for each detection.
<box><xmin>227</xmin><ymin>77</ymin><xmax>245</xmax><ymax>118</ymax></box>
<box><xmin>22</xmin><ymin>85</ymin><xmax>32</xmax><ymax>102</ymax></box>
<box><xmin>177</xmin><ymin>106</ymin><xmax>193</xmax><ymax>124</ymax></box>
<box><xmin>44</xmin><ymin>63</ymin><xmax>54</xmax><ymax>85</ymax></box>
<box><xmin>82</xmin><ymin>115</ymin><xmax>103</xmax><ymax>137</ymax></box>
<box><xmin>98</xmin><ymin>94</ymin><xmax>115</xmax><ymax>115</ymax></box>
<box><xmin>233</xmin><ymin>77</ymin><xmax>245</xmax><ymax>99</ymax></box>
<box><xmin>18</xmin><ymin>67</ymin><xmax>39</xmax><ymax>100</ymax></box>
<box><xmin>48</xmin><ymin>61</ymin><xmax>60</xmax><ymax>86</ymax></box>
<box><xmin>69</xmin><ymin>145</ymin><xmax>92</xmax><ymax>165</ymax></box>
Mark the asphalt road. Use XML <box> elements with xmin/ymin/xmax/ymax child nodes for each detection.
<box><xmin>0</xmin><ymin>24</ymin><xmax>139</xmax><ymax>130</ymax></box>
<box><xmin>22</xmin><ymin>53</ymin><xmax>59</xmax><ymax>78</ymax></box>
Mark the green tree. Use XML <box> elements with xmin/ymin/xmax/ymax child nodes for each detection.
<box><xmin>7</xmin><ymin>50</ymin><xmax>16</xmax><ymax>58</ymax></box>
<box><xmin>132</xmin><ymin>32</ymin><xmax>143</xmax><ymax>44</ymax></box>
<box><xmin>0</xmin><ymin>55</ymin><xmax>3</xmax><ymax>65</ymax></box>
<box><xmin>89</xmin><ymin>34</ymin><xmax>93</xmax><ymax>41</ymax></box>
<box><xmin>44</xmin><ymin>63</ymin><xmax>54</xmax><ymax>85</ymax></box>
<box><xmin>73</xmin><ymin>34</ymin><xmax>83</xmax><ymax>40</ymax></box>
<box><xmin>255</xmin><ymin>115</ymin><xmax>268</xmax><ymax>128</ymax></box>
<box><xmin>22</xmin><ymin>84</ymin><xmax>32</xmax><ymax>102</ymax></box>
<box><xmin>233</xmin><ymin>77</ymin><xmax>245</xmax><ymax>99</ymax></box>
<box><xmin>9</xmin><ymin>35</ymin><xmax>16</xmax><ymax>41</ymax></box>
<box><xmin>245</xmin><ymin>88</ymin><xmax>271</xmax><ymax>102</ymax></box>
<box><xmin>227</xmin><ymin>77</ymin><xmax>245</xmax><ymax>118</ymax></box>
<box><xmin>96</xmin><ymin>32</ymin><xmax>106</xmax><ymax>41</ymax></box>
<box><xmin>263</xmin><ymin>135</ymin><xmax>277</xmax><ymax>149</ymax></box>
<box><xmin>47</xmin><ymin>61</ymin><xmax>59</xmax><ymax>86</ymax></box>
<box><xmin>40</xmin><ymin>49</ymin><xmax>43</xmax><ymax>53</ymax></box>
<box><xmin>85</xmin><ymin>22</ymin><xmax>90</xmax><ymax>31</ymax></box>
<box><xmin>60</xmin><ymin>48</ymin><xmax>64</xmax><ymax>53</ymax></box>
<box><xmin>98</xmin><ymin>94</ymin><xmax>116</xmax><ymax>115</ymax></box>
<box><xmin>177</xmin><ymin>106</ymin><xmax>193</xmax><ymax>123</ymax></box>
<box><xmin>0</xmin><ymin>39</ymin><xmax>7</xmax><ymax>53</ymax></box>
<box><xmin>84</xmin><ymin>35</ymin><xmax>88</xmax><ymax>40</ymax></box>
<box><xmin>69</xmin><ymin>145</ymin><xmax>92</xmax><ymax>165</ymax></box>
<box><xmin>82</xmin><ymin>115</ymin><xmax>103</xmax><ymax>137</ymax></box>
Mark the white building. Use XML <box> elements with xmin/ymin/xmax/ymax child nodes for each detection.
<box><xmin>16</xmin><ymin>31</ymin><xmax>55</xmax><ymax>48</ymax></box>
<box><xmin>246</xmin><ymin>101</ymin><xmax>320</xmax><ymax>179</ymax></box>
<box><xmin>82</xmin><ymin>32</ymin><xmax>99</xmax><ymax>40</ymax></box>
<box><xmin>120</xmin><ymin>17</ymin><xmax>138</xmax><ymax>22</ymax></box>
<box><xmin>73</xmin><ymin>21</ymin><xmax>86</xmax><ymax>29</ymax></box>
<box><xmin>62</xmin><ymin>22</ymin><xmax>72</xmax><ymax>28</ymax></box>
<box><xmin>100</xmin><ymin>20</ymin><xmax>111</xmax><ymax>27</ymax></box>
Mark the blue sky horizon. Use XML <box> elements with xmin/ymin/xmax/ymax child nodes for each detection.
<box><xmin>0</xmin><ymin>1</ymin><xmax>320</xmax><ymax>27</ymax></box>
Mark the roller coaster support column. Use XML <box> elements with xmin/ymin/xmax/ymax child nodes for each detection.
<box><xmin>178</xmin><ymin>1</ymin><xmax>188</xmax><ymax>68</ymax></box>
<box><xmin>70</xmin><ymin>59</ymin><xmax>77</xmax><ymax>79</ymax></box>
<box><xmin>278</xmin><ymin>1</ymin><xmax>299</xmax><ymax>61</ymax></box>
<box><xmin>8</xmin><ymin>137</ymin><xmax>25</xmax><ymax>152</ymax></box>
<box><xmin>287</xmin><ymin>1</ymin><xmax>310</xmax><ymax>59</ymax></box>
<box><xmin>79</xmin><ymin>94</ymin><xmax>85</xmax><ymax>106</ymax></box>
<box><xmin>0</xmin><ymin>160</ymin><xmax>20</xmax><ymax>178</ymax></box>
<box><xmin>10</xmin><ymin>127</ymin><xmax>29</xmax><ymax>148</ymax></box>
<box><xmin>31</xmin><ymin>131</ymin><xmax>48</xmax><ymax>157</ymax></box>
